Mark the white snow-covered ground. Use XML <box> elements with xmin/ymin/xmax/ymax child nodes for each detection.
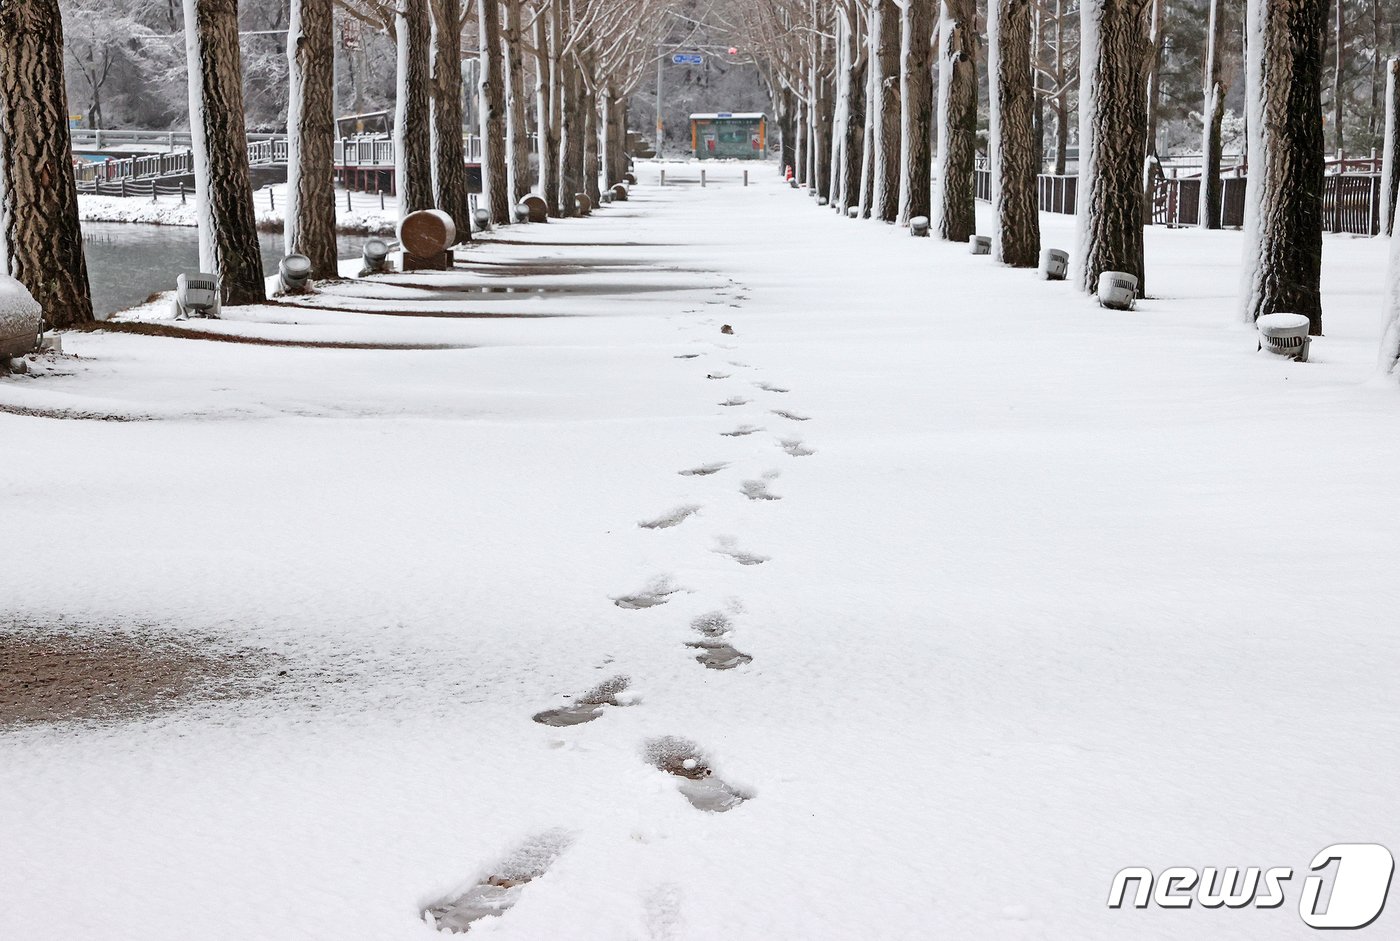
<box><xmin>4</xmin><ymin>161</ymin><xmax>1400</xmax><ymax>940</ymax></box>
<box><xmin>79</xmin><ymin>183</ymin><xmax>398</xmax><ymax>233</ymax></box>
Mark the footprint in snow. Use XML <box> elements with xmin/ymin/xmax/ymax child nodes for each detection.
<box><xmin>706</xmin><ymin>372</ymin><xmax>731</xmax><ymax>380</ymax></box>
<box><xmin>533</xmin><ymin>675</ymin><xmax>635</xmax><ymax>727</ymax></box>
<box><xmin>644</xmin><ymin>884</ymin><xmax>684</xmax><ymax>941</ymax></box>
<box><xmin>424</xmin><ymin>830</ymin><xmax>573</xmax><ymax>932</ymax></box>
<box><xmin>754</xmin><ymin>382</ymin><xmax>789</xmax><ymax>393</ymax></box>
<box><xmin>771</xmin><ymin>409</ymin><xmax>810</xmax><ymax>422</ymax></box>
<box><xmin>687</xmin><ymin>611</ymin><xmax>752</xmax><ymax>670</ymax></box>
<box><xmin>718</xmin><ymin>397</ymin><xmax>750</xmax><ymax>407</ymax></box>
<box><xmin>673</xmin><ymin>353</ymin><xmax>701</xmax><ymax>360</ymax></box>
<box><xmin>614</xmin><ymin>578</ymin><xmax>680</xmax><ymax>609</ymax></box>
<box><xmin>721</xmin><ymin>425</ymin><xmax>761</xmax><ymax>437</ymax></box>
<box><xmin>644</xmin><ymin>736</ymin><xmax>750</xmax><ymax>813</ymax></box>
<box><xmin>679</xmin><ymin>462</ymin><xmax>727</xmax><ymax>477</ymax></box>
<box><xmin>740</xmin><ymin>479</ymin><xmax>781</xmax><ymax>501</ymax></box>
<box><xmin>639</xmin><ymin>505</ymin><xmax>701</xmax><ymax>530</ymax></box>
<box><xmin>714</xmin><ymin>537</ymin><xmax>768</xmax><ymax>566</ymax></box>
<box><xmin>779</xmin><ymin>438</ymin><xmax>815</xmax><ymax>457</ymax></box>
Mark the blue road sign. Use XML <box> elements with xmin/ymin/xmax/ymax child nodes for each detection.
<box><xmin>672</xmin><ymin>53</ymin><xmax>704</xmax><ymax>65</ymax></box>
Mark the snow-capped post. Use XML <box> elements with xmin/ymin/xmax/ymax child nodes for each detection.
<box><xmin>1239</xmin><ymin>0</ymin><xmax>1327</xmax><ymax>334</ymax></box>
<box><xmin>503</xmin><ymin>0</ymin><xmax>533</xmax><ymax>205</ymax></box>
<box><xmin>394</xmin><ymin>0</ymin><xmax>433</xmax><ymax>219</ymax></box>
<box><xmin>0</xmin><ymin>0</ymin><xmax>94</xmax><ymax>328</ymax></box>
<box><xmin>1379</xmin><ymin>58</ymin><xmax>1400</xmax><ymax>237</ymax></box>
<box><xmin>430</xmin><ymin>0</ymin><xmax>472</xmax><ymax>238</ymax></box>
<box><xmin>871</xmin><ymin>0</ymin><xmax>902</xmax><ymax>223</ymax></box>
<box><xmin>479</xmin><ymin>0</ymin><xmax>511</xmax><ymax>225</ymax></box>
<box><xmin>933</xmin><ymin>0</ymin><xmax>978</xmax><ymax>243</ymax></box>
<box><xmin>1075</xmin><ymin>0</ymin><xmax>1152</xmax><ymax>298</ymax></box>
<box><xmin>183</xmin><ymin>0</ymin><xmax>265</xmax><ymax>307</ymax></box>
<box><xmin>898</xmin><ymin>0</ymin><xmax>935</xmax><ymax>225</ymax></box>
<box><xmin>285</xmin><ymin>0</ymin><xmax>338</xmax><ymax>280</ymax></box>
<box><xmin>988</xmin><ymin>0</ymin><xmax>1041</xmax><ymax>267</ymax></box>
<box><xmin>1198</xmin><ymin>0</ymin><xmax>1230</xmax><ymax>229</ymax></box>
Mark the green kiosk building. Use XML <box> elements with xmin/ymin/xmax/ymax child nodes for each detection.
<box><xmin>689</xmin><ymin>113</ymin><xmax>767</xmax><ymax>160</ymax></box>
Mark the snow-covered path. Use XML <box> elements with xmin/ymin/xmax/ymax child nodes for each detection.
<box><xmin>3</xmin><ymin>163</ymin><xmax>1399</xmax><ymax>940</ymax></box>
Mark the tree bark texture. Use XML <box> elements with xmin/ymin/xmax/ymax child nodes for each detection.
<box><xmin>1075</xmin><ymin>0</ymin><xmax>1151</xmax><ymax>296</ymax></box>
<box><xmin>933</xmin><ymin>0</ymin><xmax>978</xmax><ymax>241</ymax></box>
<box><xmin>533</xmin><ymin>12</ymin><xmax>558</xmax><ymax>215</ymax></box>
<box><xmin>478</xmin><ymin>0</ymin><xmax>511</xmax><ymax>224</ymax></box>
<box><xmin>1142</xmin><ymin>0</ymin><xmax>1164</xmax><ymax>224</ymax></box>
<box><xmin>583</xmin><ymin>80</ymin><xmax>601</xmax><ymax>205</ymax></box>
<box><xmin>0</xmin><ymin>0</ymin><xmax>94</xmax><ymax>326</ymax></box>
<box><xmin>1240</xmin><ymin>0</ymin><xmax>1327</xmax><ymax>333</ymax></box>
<box><xmin>1380</xmin><ymin>58</ymin><xmax>1400</xmax><ymax>235</ymax></box>
<box><xmin>989</xmin><ymin>0</ymin><xmax>1041</xmax><ymax>266</ymax></box>
<box><xmin>1199</xmin><ymin>0</ymin><xmax>1228</xmax><ymax>229</ymax></box>
<box><xmin>285</xmin><ymin>0</ymin><xmax>338</xmax><ymax>278</ymax></box>
<box><xmin>184</xmin><ymin>0</ymin><xmax>264</xmax><ymax>305</ymax></box>
<box><xmin>503</xmin><ymin>0</ymin><xmax>532</xmax><ymax>203</ymax></box>
<box><xmin>395</xmin><ymin>0</ymin><xmax>434</xmax><ymax>217</ymax></box>
<box><xmin>430</xmin><ymin>0</ymin><xmax>471</xmax><ymax>235</ymax></box>
<box><xmin>558</xmin><ymin>59</ymin><xmax>584</xmax><ymax>217</ymax></box>
<box><xmin>838</xmin><ymin>12</ymin><xmax>866</xmax><ymax>214</ymax></box>
<box><xmin>872</xmin><ymin>0</ymin><xmax>902</xmax><ymax>221</ymax></box>
<box><xmin>899</xmin><ymin>0</ymin><xmax>934</xmax><ymax>224</ymax></box>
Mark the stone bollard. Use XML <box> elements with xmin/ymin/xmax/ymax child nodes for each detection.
<box><xmin>847</xmin><ymin>206</ymin><xmax>859</xmax><ymax>218</ymax></box>
<box><xmin>1040</xmin><ymin>248</ymin><xmax>1069</xmax><ymax>281</ymax></box>
<box><xmin>521</xmin><ymin>194</ymin><xmax>548</xmax><ymax>222</ymax></box>
<box><xmin>910</xmin><ymin>216</ymin><xmax>930</xmax><ymax>237</ymax></box>
<box><xmin>575</xmin><ymin>193</ymin><xmax>592</xmax><ymax>215</ymax></box>
<box><xmin>611</xmin><ymin>183</ymin><xmax>628</xmax><ymax>202</ymax></box>
<box><xmin>969</xmin><ymin>235</ymin><xmax>991</xmax><ymax>255</ymax></box>
<box><xmin>400</xmin><ymin>208</ymin><xmax>457</xmax><ymax>271</ymax></box>
<box><xmin>1096</xmin><ymin>271</ymin><xmax>1138</xmax><ymax>310</ymax></box>
<box><xmin>701</xmin><ymin>169</ymin><xmax>707</xmax><ymax>187</ymax></box>
<box><xmin>0</xmin><ymin>273</ymin><xmax>42</xmax><ymax>358</ymax></box>
<box><xmin>660</xmin><ymin>169</ymin><xmax>666</xmax><ymax>186</ymax></box>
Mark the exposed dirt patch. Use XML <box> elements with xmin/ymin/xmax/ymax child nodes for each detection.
<box><xmin>425</xmin><ymin>830</ymin><xmax>573</xmax><ymax>933</ymax></box>
<box><xmin>0</xmin><ymin>623</ymin><xmax>281</xmax><ymax>729</ymax></box>
<box><xmin>532</xmin><ymin>675</ymin><xmax>634</xmax><ymax>727</ymax></box>
<box><xmin>0</xmin><ymin>403</ymin><xmax>150</xmax><ymax>422</ymax></box>
<box><xmin>643</xmin><ymin>736</ymin><xmax>750</xmax><ymax>812</ymax></box>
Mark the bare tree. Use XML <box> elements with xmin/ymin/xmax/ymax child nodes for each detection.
<box><xmin>184</xmin><ymin>0</ymin><xmax>265</xmax><ymax>305</ymax></box>
<box><xmin>479</xmin><ymin>0</ymin><xmax>511</xmax><ymax>223</ymax></box>
<box><xmin>1199</xmin><ymin>0</ymin><xmax>1230</xmax><ymax>229</ymax></box>
<box><xmin>0</xmin><ymin>0</ymin><xmax>93</xmax><ymax>327</ymax></box>
<box><xmin>1239</xmin><ymin>0</ymin><xmax>1327</xmax><ymax>333</ymax></box>
<box><xmin>431</xmin><ymin>0</ymin><xmax>472</xmax><ymax>232</ymax></box>
<box><xmin>899</xmin><ymin>0</ymin><xmax>934</xmax><ymax>224</ymax></box>
<box><xmin>394</xmin><ymin>0</ymin><xmax>435</xmax><ymax>217</ymax></box>
<box><xmin>286</xmin><ymin>0</ymin><xmax>338</xmax><ymax>279</ymax></box>
<box><xmin>1380</xmin><ymin>57</ymin><xmax>1400</xmax><ymax>236</ymax></box>
<box><xmin>1075</xmin><ymin>0</ymin><xmax>1152</xmax><ymax>296</ymax></box>
<box><xmin>989</xmin><ymin>0</ymin><xmax>1041</xmax><ymax>265</ymax></box>
<box><xmin>870</xmin><ymin>0</ymin><xmax>902</xmax><ymax>221</ymax></box>
<box><xmin>933</xmin><ymin>0</ymin><xmax>978</xmax><ymax>241</ymax></box>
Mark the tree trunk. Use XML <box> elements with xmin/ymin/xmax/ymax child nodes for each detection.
<box><xmin>503</xmin><ymin>0</ymin><xmax>531</xmax><ymax>203</ymax></box>
<box><xmin>858</xmin><ymin>38</ymin><xmax>876</xmax><ymax>217</ymax></box>
<box><xmin>1380</xmin><ymin>209</ymin><xmax>1400</xmax><ymax>374</ymax></box>
<box><xmin>779</xmin><ymin>86</ymin><xmax>798</xmax><ymax>174</ymax></box>
<box><xmin>285</xmin><ymin>0</ymin><xmax>337</xmax><ymax>279</ymax></box>
<box><xmin>430</xmin><ymin>0</ymin><xmax>471</xmax><ymax>235</ymax></box>
<box><xmin>533</xmin><ymin>12</ymin><xmax>557</xmax><ymax>210</ymax></box>
<box><xmin>184</xmin><ymin>0</ymin><xmax>264</xmax><ymax>306</ymax></box>
<box><xmin>837</xmin><ymin>11</ymin><xmax>866</xmax><ymax>215</ymax></box>
<box><xmin>478</xmin><ymin>0</ymin><xmax>510</xmax><ymax>224</ymax></box>
<box><xmin>899</xmin><ymin>0</ymin><xmax>935</xmax><ymax>223</ymax></box>
<box><xmin>1380</xmin><ymin>58</ymin><xmax>1400</xmax><ymax>236</ymax></box>
<box><xmin>1240</xmin><ymin>0</ymin><xmax>1327</xmax><ymax>332</ymax></box>
<box><xmin>544</xmin><ymin>2</ymin><xmax>563</xmax><ymax>216</ymax></box>
<box><xmin>1141</xmin><ymin>0</ymin><xmax>1164</xmax><ymax>224</ymax></box>
<box><xmin>1199</xmin><ymin>0</ymin><xmax>1228</xmax><ymax>229</ymax></box>
<box><xmin>0</xmin><ymin>0</ymin><xmax>93</xmax><ymax>327</ymax></box>
<box><xmin>933</xmin><ymin>0</ymin><xmax>978</xmax><ymax>241</ymax></box>
<box><xmin>395</xmin><ymin>0</ymin><xmax>433</xmax><ymax>217</ymax></box>
<box><xmin>1053</xmin><ymin>0</ymin><xmax>1069</xmax><ymax>176</ymax></box>
<box><xmin>989</xmin><ymin>0</ymin><xmax>1041</xmax><ymax>266</ymax></box>
<box><xmin>872</xmin><ymin>0</ymin><xmax>902</xmax><ymax>221</ymax></box>
<box><xmin>1331</xmin><ymin>0</ymin><xmax>1343</xmax><ymax>155</ymax></box>
<box><xmin>558</xmin><ymin>59</ymin><xmax>584</xmax><ymax>216</ymax></box>
<box><xmin>583</xmin><ymin>79</ymin><xmax>601</xmax><ymax>205</ymax></box>
<box><xmin>1075</xmin><ymin>0</ymin><xmax>1151</xmax><ymax>296</ymax></box>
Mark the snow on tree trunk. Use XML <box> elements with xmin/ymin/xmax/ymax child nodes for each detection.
<box><xmin>0</xmin><ymin>0</ymin><xmax>93</xmax><ymax>327</ymax></box>
<box><xmin>1199</xmin><ymin>0</ymin><xmax>1229</xmax><ymax>230</ymax></box>
<box><xmin>478</xmin><ymin>0</ymin><xmax>511</xmax><ymax>225</ymax></box>
<box><xmin>1380</xmin><ymin>219</ymin><xmax>1400</xmax><ymax>374</ymax></box>
<box><xmin>837</xmin><ymin>10</ymin><xmax>866</xmax><ymax>215</ymax></box>
<box><xmin>430</xmin><ymin>0</ymin><xmax>471</xmax><ymax>235</ymax></box>
<box><xmin>183</xmin><ymin>0</ymin><xmax>265</xmax><ymax>306</ymax></box>
<box><xmin>285</xmin><ymin>0</ymin><xmax>337</xmax><ymax>279</ymax></box>
<box><xmin>503</xmin><ymin>0</ymin><xmax>532</xmax><ymax>204</ymax></box>
<box><xmin>872</xmin><ymin>0</ymin><xmax>902</xmax><ymax>222</ymax></box>
<box><xmin>558</xmin><ymin>59</ymin><xmax>584</xmax><ymax>217</ymax></box>
<box><xmin>583</xmin><ymin>80</ymin><xmax>601</xmax><ymax>206</ymax></box>
<box><xmin>533</xmin><ymin>12</ymin><xmax>559</xmax><ymax>216</ymax></box>
<box><xmin>989</xmin><ymin>0</ymin><xmax>1041</xmax><ymax>266</ymax></box>
<box><xmin>1239</xmin><ymin>0</ymin><xmax>1327</xmax><ymax>333</ymax></box>
<box><xmin>933</xmin><ymin>0</ymin><xmax>978</xmax><ymax>242</ymax></box>
<box><xmin>858</xmin><ymin>47</ymin><xmax>876</xmax><ymax>218</ymax></box>
<box><xmin>394</xmin><ymin>0</ymin><xmax>433</xmax><ymax>218</ymax></box>
<box><xmin>899</xmin><ymin>0</ymin><xmax>935</xmax><ymax>224</ymax></box>
<box><xmin>1141</xmin><ymin>0</ymin><xmax>1164</xmax><ymax>224</ymax></box>
<box><xmin>1380</xmin><ymin>58</ymin><xmax>1400</xmax><ymax>236</ymax></box>
<box><xmin>1075</xmin><ymin>0</ymin><xmax>1151</xmax><ymax>296</ymax></box>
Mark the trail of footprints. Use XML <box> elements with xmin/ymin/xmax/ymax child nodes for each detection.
<box><xmin>430</xmin><ymin>295</ymin><xmax>813</xmax><ymax>933</ymax></box>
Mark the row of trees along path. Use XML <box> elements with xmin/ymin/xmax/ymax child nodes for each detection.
<box><xmin>6</xmin><ymin>0</ymin><xmax>1400</xmax><ymax>373</ymax></box>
